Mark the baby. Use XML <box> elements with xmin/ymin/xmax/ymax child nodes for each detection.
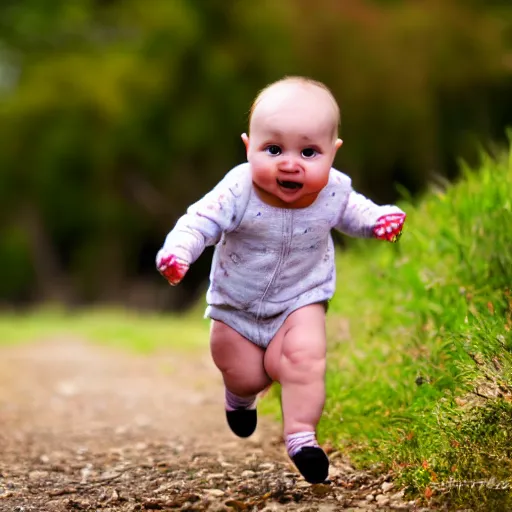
<box><xmin>156</xmin><ymin>76</ymin><xmax>405</xmax><ymax>484</ymax></box>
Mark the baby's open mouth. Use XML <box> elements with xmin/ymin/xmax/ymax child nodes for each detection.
<box><xmin>277</xmin><ymin>179</ymin><xmax>303</xmax><ymax>190</ymax></box>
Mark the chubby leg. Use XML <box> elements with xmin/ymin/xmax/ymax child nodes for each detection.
<box><xmin>264</xmin><ymin>303</ymin><xmax>328</xmax><ymax>482</ymax></box>
<box><xmin>210</xmin><ymin>320</ymin><xmax>272</xmax><ymax>437</ymax></box>
<box><xmin>210</xmin><ymin>320</ymin><xmax>271</xmax><ymax>395</ymax></box>
<box><xmin>264</xmin><ymin>303</ymin><xmax>327</xmax><ymax>435</ymax></box>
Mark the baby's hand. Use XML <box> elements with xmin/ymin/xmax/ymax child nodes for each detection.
<box><xmin>156</xmin><ymin>251</ymin><xmax>190</xmax><ymax>286</ymax></box>
<box><xmin>373</xmin><ymin>213</ymin><xmax>406</xmax><ymax>243</ymax></box>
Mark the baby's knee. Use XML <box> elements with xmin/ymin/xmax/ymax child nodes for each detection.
<box><xmin>285</xmin><ymin>333</ymin><xmax>325</xmax><ymax>361</ymax></box>
<box><xmin>281</xmin><ymin>341</ymin><xmax>326</xmax><ymax>380</ymax></box>
<box><xmin>286</xmin><ymin>350</ymin><xmax>325</xmax><ymax>374</ymax></box>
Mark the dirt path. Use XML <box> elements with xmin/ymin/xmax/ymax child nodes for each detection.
<box><xmin>0</xmin><ymin>338</ymin><xmax>429</xmax><ymax>512</ymax></box>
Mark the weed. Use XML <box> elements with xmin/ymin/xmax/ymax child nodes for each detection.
<box><xmin>322</xmin><ymin>140</ymin><xmax>512</xmax><ymax>505</ymax></box>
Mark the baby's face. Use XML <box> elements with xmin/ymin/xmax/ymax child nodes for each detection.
<box><xmin>243</xmin><ymin>83</ymin><xmax>342</xmax><ymax>208</ymax></box>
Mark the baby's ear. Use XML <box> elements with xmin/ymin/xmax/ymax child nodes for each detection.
<box><xmin>335</xmin><ymin>138</ymin><xmax>343</xmax><ymax>151</ymax></box>
<box><xmin>241</xmin><ymin>133</ymin><xmax>250</xmax><ymax>153</ymax></box>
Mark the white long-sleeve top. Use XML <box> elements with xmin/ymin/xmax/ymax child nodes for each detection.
<box><xmin>159</xmin><ymin>163</ymin><xmax>404</xmax><ymax>345</ymax></box>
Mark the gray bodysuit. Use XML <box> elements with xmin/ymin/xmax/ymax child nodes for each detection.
<box><xmin>160</xmin><ymin>163</ymin><xmax>403</xmax><ymax>347</ymax></box>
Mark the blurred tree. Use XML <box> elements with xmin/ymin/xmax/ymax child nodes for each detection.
<box><xmin>0</xmin><ymin>0</ymin><xmax>510</xmax><ymax>307</ymax></box>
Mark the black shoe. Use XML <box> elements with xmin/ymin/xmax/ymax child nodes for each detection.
<box><xmin>226</xmin><ymin>409</ymin><xmax>257</xmax><ymax>438</ymax></box>
<box><xmin>292</xmin><ymin>446</ymin><xmax>329</xmax><ymax>484</ymax></box>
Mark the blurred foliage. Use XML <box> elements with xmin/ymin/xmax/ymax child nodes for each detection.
<box><xmin>0</xmin><ymin>0</ymin><xmax>511</xmax><ymax>306</ymax></box>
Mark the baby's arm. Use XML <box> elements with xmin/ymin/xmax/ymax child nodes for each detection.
<box><xmin>156</xmin><ymin>166</ymin><xmax>249</xmax><ymax>285</ymax></box>
<box><xmin>335</xmin><ymin>189</ymin><xmax>406</xmax><ymax>242</ymax></box>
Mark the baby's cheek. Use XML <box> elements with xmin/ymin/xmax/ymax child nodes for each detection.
<box><xmin>251</xmin><ymin>161</ymin><xmax>274</xmax><ymax>186</ymax></box>
<box><xmin>306</xmin><ymin>168</ymin><xmax>330</xmax><ymax>191</ymax></box>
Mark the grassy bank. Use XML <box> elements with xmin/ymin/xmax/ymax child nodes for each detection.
<box><xmin>321</xmin><ymin>142</ymin><xmax>512</xmax><ymax>509</ymax></box>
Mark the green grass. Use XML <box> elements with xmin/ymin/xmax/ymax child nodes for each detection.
<box><xmin>0</xmin><ymin>305</ymin><xmax>210</xmax><ymax>353</ymax></box>
<box><xmin>318</xmin><ymin>140</ymin><xmax>512</xmax><ymax>509</ymax></box>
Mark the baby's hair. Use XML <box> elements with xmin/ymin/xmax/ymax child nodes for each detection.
<box><xmin>248</xmin><ymin>76</ymin><xmax>340</xmax><ymax>134</ymax></box>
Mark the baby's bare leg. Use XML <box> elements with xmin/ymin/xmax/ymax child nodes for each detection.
<box><xmin>210</xmin><ymin>320</ymin><xmax>272</xmax><ymax>437</ymax></box>
<box><xmin>210</xmin><ymin>320</ymin><xmax>271</xmax><ymax>396</ymax></box>
<box><xmin>264</xmin><ymin>303</ymin><xmax>327</xmax><ymax>435</ymax></box>
<box><xmin>264</xmin><ymin>303</ymin><xmax>328</xmax><ymax>483</ymax></box>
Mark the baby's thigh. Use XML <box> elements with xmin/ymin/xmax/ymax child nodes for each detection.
<box><xmin>265</xmin><ymin>304</ymin><xmax>327</xmax><ymax>379</ymax></box>
<box><xmin>210</xmin><ymin>320</ymin><xmax>266</xmax><ymax>375</ymax></box>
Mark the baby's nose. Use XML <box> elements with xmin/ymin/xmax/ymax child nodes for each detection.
<box><xmin>279</xmin><ymin>157</ymin><xmax>300</xmax><ymax>172</ymax></box>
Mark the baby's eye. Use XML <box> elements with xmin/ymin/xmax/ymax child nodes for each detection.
<box><xmin>302</xmin><ymin>148</ymin><xmax>317</xmax><ymax>158</ymax></box>
<box><xmin>265</xmin><ymin>145</ymin><xmax>282</xmax><ymax>156</ymax></box>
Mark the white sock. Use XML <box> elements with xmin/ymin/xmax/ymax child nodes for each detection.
<box><xmin>286</xmin><ymin>431</ymin><xmax>319</xmax><ymax>457</ymax></box>
<box><xmin>225</xmin><ymin>388</ymin><xmax>257</xmax><ymax>412</ymax></box>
